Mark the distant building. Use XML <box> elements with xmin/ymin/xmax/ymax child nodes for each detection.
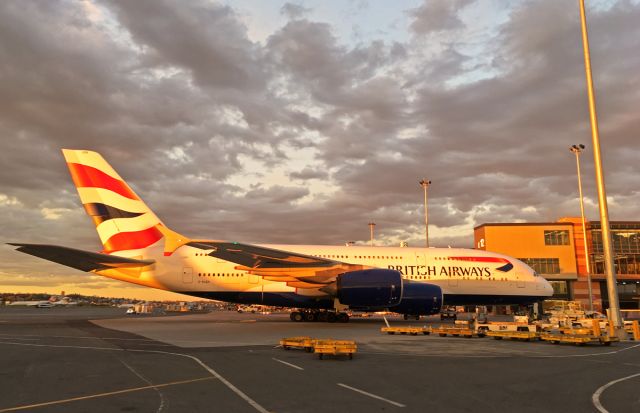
<box><xmin>474</xmin><ymin>217</ymin><xmax>640</xmax><ymax>311</ymax></box>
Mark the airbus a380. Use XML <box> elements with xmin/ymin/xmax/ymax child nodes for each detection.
<box><xmin>11</xmin><ymin>150</ymin><xmax>553</xmax><ymax>322</ymax></box>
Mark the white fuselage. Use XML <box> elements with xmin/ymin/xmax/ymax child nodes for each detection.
<box><xmin>115</xmin><ymin>243</ymin><xmax>553</xmax><ymax>308</ymax></box>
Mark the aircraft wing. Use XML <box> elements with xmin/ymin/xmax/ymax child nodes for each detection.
<box><xmin>9</xmin><ymin>243</ymin><xmax>155</xmax><ymax>272</ymax></box>
<box><xmin>187</xmin><ymin>241</ymin><xmax>367</xmax><ymax>288</ymax></box>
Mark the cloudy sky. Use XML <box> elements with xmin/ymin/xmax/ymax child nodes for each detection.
<box><xmin>1</xmin><ymin>0</ymin><xmax>638</xmax><ymax>300</ymax></box>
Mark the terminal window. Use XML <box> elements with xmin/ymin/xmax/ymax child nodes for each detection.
<box><xmin>518</xmin><ymin>258</ymin><xmax>560</xmax><ymax>274</ymax></box>
<box><xmin>544</xmin><ymin>230</ymin><xmax>570</xmax><ymax>246</ymax></box>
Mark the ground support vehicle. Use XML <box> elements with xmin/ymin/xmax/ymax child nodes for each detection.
<box><xmin>486</xmin><ymin>330</ymin><xmax>539</xmax><ymax>341</ymax></box>
<box><xmin>628</xmin><ymin>320</ymin><xmax>640</xmax><ymax>340</ymax></box>
<box><xmin>280</xmin><ymin>336</ymin><xmax>317</xmax><ymax>352</ymax></box>
<box><xmin>474</xmin><ymin>321</ymin><xmax>536</xmax><ymax>337</ymax></box>
<box><xmin>313</xmin><ymin>339</ymin><xmax>357</xmax><ymax>360</ymax></box>
<box><xmin>440</xmin><ymin>307</ymin><xmax>457</xmax><ymax>321</ymax></box>
<box><xmin>381</xmin><ymin>326</ymin><xmax>431</xmax><ymax>335</ymax></box>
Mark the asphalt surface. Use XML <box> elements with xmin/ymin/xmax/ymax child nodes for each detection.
<box><xmin>0</xmin><ymin>307</ymin><xmax>639</xmax><ymax>413</ymax></box>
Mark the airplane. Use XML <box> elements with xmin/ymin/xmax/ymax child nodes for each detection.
<box><xmin>6</xmin><ymin>296</ymin><xmax>77</xmax><ymax>307</ymax></box>
<box><xmin>11</xmin><ymin>150</ymin><xmax>553</xmax><ymax>322</ymax></box>
<box><xmin>7</xmin><ymin>300</ymin><xmax>52</xmax><ymax>307</ymax></box>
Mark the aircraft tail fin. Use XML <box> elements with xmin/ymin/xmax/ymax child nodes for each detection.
<box><xmin>62</xmin><ymin>149</ymin><xmax>172</xmax><ymax>253</ymax></box>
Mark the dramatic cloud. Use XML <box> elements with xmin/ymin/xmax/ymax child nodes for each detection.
<box><xmin>1</xmin><ymin>0</ymin><xmax>638</xmax><ymax>297</ymax></box>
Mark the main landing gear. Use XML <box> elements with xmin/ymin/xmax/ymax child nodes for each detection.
<box><xmin>290</xmin><ymin>310</ymin><xmax>349</xmax><ymax>323</ymax></box>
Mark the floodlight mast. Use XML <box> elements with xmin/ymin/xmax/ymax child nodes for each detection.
<box><xmin>368</xmin><ymin>222</ymin><xmax>376</xmax><ymax>247</ymax></box>
<box><xmin>569</xmin><ymin>144</ymin><xmax>594</xmax><ymax>311</ymax></box>
<box><xmin>419</xmin><ymin>179</ymin><xmax>431</xmax><ymax>248</ymax></box>
<box><xmin>578</xmin><ymin>0</ymin><xmax>625</xmax><ymax>338</ymax></box>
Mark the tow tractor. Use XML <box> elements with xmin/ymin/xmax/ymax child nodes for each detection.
<box><xmin>474</xmin><ymin>315</ymin><xmax>536</xmax><ymax>337</ymax></box>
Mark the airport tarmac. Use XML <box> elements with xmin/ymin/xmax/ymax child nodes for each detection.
<box><xmin>1</xmin><ymin>307</ymin><xmax>639</xmax><ymax>413</ymax></box>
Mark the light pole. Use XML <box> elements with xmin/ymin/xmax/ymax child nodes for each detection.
<box><xmin>368</xmin><ymin>222</ymin><xmax>376</xmax><ymax>246</ymax></box>
<box><xmin>419</xmin><ymin>179</ymin><xmax>431</xmax><ymax>248</ymax></box>
<box><xmin>578</xmin><ymin>0</ymin><xmax>624</xmax><ymax>338</ymax></box>
<box><xmin>570</xmin><ymin>144</ymin><xmax>594</xmax><ymax>311</ymax></box>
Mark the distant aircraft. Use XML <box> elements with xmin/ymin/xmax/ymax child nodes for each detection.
<box><xmin>6</xmin><ymin>296</ymin><xmax>77</xmax><ymax>307</ymax></box>
<box><xmin>7</xmin><ymin>300</ymin><xmax>51</xmax><ymax>307</ymax></box>
<box><xmin>11</xmin><ymin>150</ymin><xmax>553</xmax><ymax>322</ymax></box>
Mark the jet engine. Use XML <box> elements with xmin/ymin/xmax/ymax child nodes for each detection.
<box><xmin>336</xmin><ymin>269</ymin><xmax>402</xmax><ymax>307</ymax></box>
<box><xmin>336</xmin><ymin>269</ymin><xmax>443</xmax><ymax>315</ymax></box>
<box><xmin>392</xmin><ymin>281</ymin><xmax>442</xmax><ymax>315</ymax></box>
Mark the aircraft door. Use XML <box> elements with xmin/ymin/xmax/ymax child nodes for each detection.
<box><xmin>182</xmin><ymin>267</ymin><xmax>193</xmax><ymax>283</ymax></box>
<box><xmin>516</xmin><ymin>270</ymin><xmax>525</xmax><ymax>288</ymax></box>
<box><xmin>415</xmin><ymin>253</ymin><xmax>428</xmax><ymax>279</ymax></box>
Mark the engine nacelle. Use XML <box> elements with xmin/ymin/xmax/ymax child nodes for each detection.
<box><xmin>393</xmin><ymin>282</ymin><xmax>442</xmax><ymax>315</ymax></box>
<box><xmin>337</xmin><ymin>269</ymin><xmax>402</xmax><ymax>307</ymax></box>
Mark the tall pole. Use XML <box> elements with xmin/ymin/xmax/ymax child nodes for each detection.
<box><xmin>578</xmin><ymin>0</ymin><xmax>624</xmax><ymax>336</ymax></box>
<box><xmin>419</xmin><ymin>179</ymin><xmax>431</xmax><ymax>248</ymax></box>
<box><xmin>368</xmin><ymin>222</ymin><xmax>376</xmax><ymax>246</ymax></box>
<box><xmin>570</xmin><ymin>144</ymin><xmax>594</xmax><ymax>311</ymax></box>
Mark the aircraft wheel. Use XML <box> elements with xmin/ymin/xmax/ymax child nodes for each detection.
<box><xmin>292</xmin><ymin>312</ymin><xmax>304</xmax><ymax>322</ymax></box>
<box><xmin>327</xmin><ymin>312</ymin><xmax>337</xmax><ymax>323</ymax></box>
<box><xmin>304</xmin><ymin>312</ymin><xmax>317</xmax><ymax>322</ymax></box>
<box><xmin>317</xmin><ymin>312</ymin><xmax>328</xmax><ymax>322</ymax></box>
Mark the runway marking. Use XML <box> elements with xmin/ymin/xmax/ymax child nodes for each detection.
<box><xmin>533</xmin><ymin>343</ymin><xmax>640</xmax><ymax>358</ymax></box>
<box><xmin>0</xmin><ymin>340</ymin><xmax>118</xmax><ymax>351</ymax></box>
<box><xmin>0</xmin><ymin>377</ymin><xmax>214</xmax><ymax>412</ymax></box>
<box><xmin>592</xmin><ymin>372</ymin><xmax>640</xmax><ymax>413</ymax></box>
<box><xmin>0</xmin><ymin>333</ymin><xmax>168</xmax><ymax>343</ymax></box>
<box><xmin>337</xmin><ymin>383</ymin><xmax>406</xmax><ymax>408</ymax></box>
<box><xmin>120</xmin><ymin>359</ymin><xmax>166</xmax><ymax>413</ymax></box>
<box><xmin>272</xmin><ymin>358</ymin><xmax>304</xmax><ymax>370</ymax></box>
<box><xmin>0</xmin><ymin>337</ymin><xmax>41</xmax><ymax>341</ymax></box>
<box><xmin>0</xmin><ymin>340</ymin><xmax>271</xmax><ymax>413</ymax></box>
<box><xmin>359</xmin><ymin>342</ymin><xmax>640</xmax><ymax>359</ymax></box>
<box><xmin>138</xmin><ymin>349</ymin><xmax>271</xmax><ymax>413</ymax></box>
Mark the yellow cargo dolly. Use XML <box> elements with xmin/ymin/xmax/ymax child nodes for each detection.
<box><xmin>313</xmin><ymin>339</ymin><xmax>357</xmax><ymax>360</ymax></box>
<box><xmin>540</xmin><ymin>322</ymin><xmax>619</xmax><ymax>346</ymax></box>
<box><xmin>280</xmin><ymin>336</ymin><xmax>317</xmax><ymax>352</ymax></box>
<box><xmin>381</xmin><ymin>326</ymin><xmax>431</xmax><ymax>335</ymax></box>
<box><xmin>431</xmin><ymin>325</ymin><xmax>476</xmax><ymax>338</ymax></box>
<box><xmin>486</xmin><ymin>330</ymin><xmax>539</xmax><ymax>341</ymax></box>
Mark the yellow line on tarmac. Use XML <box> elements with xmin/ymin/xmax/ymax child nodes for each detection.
<box><xmin>0</xmin><ymin>377</ymin><xmax>215</xmax><ymax>412</ymax></box>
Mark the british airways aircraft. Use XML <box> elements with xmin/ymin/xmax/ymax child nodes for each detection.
<box><xmin>11</xmin><ymin>150</ymin><xmax>553</xmax><ymax>322</ymax></box>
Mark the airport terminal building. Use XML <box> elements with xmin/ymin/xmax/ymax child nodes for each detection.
<box><xmin>474</xmin><ymin>217</ymin><xmax>640</xmax><ymax>311</ymax></box>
